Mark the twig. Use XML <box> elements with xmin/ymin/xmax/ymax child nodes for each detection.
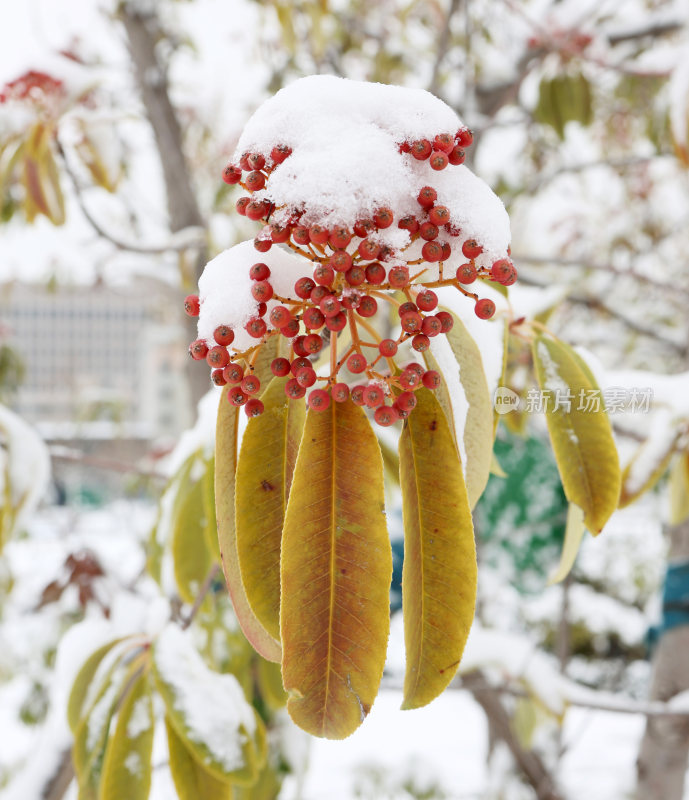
<box><xmin>182</xmin><ymin>563</ymin><xmax>221</xmax><ymax>629</ymax></box>
<box><xmin>429</xmin><ymin>0</ymin><xmax>461</xmax><ymax>96</ymax></box>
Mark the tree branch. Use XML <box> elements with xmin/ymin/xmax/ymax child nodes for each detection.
<box><xmin>429</xmin><ymin>0</ymin><xmax>461</xmax><ymax>96</ymax></box>
<box><xmin>182</xmin><ymin>563</ymin><xmax>221</xmax><ymax>629</ymax></box>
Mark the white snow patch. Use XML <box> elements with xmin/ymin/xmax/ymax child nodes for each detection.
<box><xmin>127</xmin><ymin>696</ymin><xmax>152</xmax><ymax>739</ymax></box>
<box><xmin>124</xmin><ymin>751</ymin><xmax>142</xmax><ymax>777</ymax></box>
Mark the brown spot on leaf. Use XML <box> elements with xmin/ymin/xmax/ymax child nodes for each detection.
<box><xmin>261</xmin><ymin>479</ymin><xmax>274</xmax><ymax>491</ymax></box>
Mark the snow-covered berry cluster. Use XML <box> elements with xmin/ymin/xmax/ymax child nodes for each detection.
<box><xmin>186</xmin><ymin>76</ymin><xmax>515</xmax><ymax>423</ymax></box>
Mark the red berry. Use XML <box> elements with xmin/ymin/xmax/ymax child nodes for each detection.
<box><xmin>388</xmin><ymin>266</ymin><xmax>410</xmax><ymax>288</ymax></box>
<box><xmin>241</xmin><ymin>374</ymin><xmax>261</xmax><ymax>394</ymax></box>
<box><xmin>245</xmin><ymin>398</ymin><xmax>264</xmax><ymax>417</ymax></box>
<box><xmin>347</xmin><ymin>353</ymin><xmax>367</xmax><ymax>374</ymax></box>
<box><xmin>436</xmin><ymin>311</ymin><xmax>454</xmax><ymax>333</ymax></box>
<box><xmin>292</xmin><ymin>337</ymin><xmax>308</xmax><ymax>358</ymax></box>
<box><xmin>373</xmin><ymin>207</ymin><xmax>394</xmax><ymax>229</ymax></box>
<box><xmin>222</xmin><ymin>164</ymin><xmax>242</xmax><ymax>184</ymax></box>
<box><xmin>405</xmin><ymin>362</ymin><xmax>425</xmax><ymax>377</ymax></box>
<box><xmin>293</xmin><ymin>227</ymin><xmax>310</xmax><ymax>246</ymax></box>
<box><xmin>207</xmin><ymin>346</ymin><xmax>229</xmax><ymax>368</ymax></box>
<box><xmin>379</xmin><ymin>339</ymin><xmax>398</xmax><ymax>357</ymax></box>
<box><xmin>246</xmin><ymin>200</ymin><xmax>267</xmax><ymax>220</ymax></box>
<box><xmin>253</xmin><ymin>236</ymin><xmax>271</xmax><ymax>253</ymax></box>
<box><xmin>311</xmin><ymin>285</ymin><xmax>330</xmax><ymax>303</ymax></box>
<box><xmin>430</xmin><ymin>151</ymin><xmax>449</xmax><ymax>170</ymax></box>
<box><xmin>296</xmin><ymin>367</ymin><xmax>317</xmax><ymax>388</ymax></box>
<box><xmin>211</xmin><ymin>369</ymin><xmax>227</xmax><ymax>386</ymax></box>
<box><xmin>245</xmin><ymin>317</ymin><xmax>267</xmax><ymax>338</ymax></box>
<box><xmin>502</xmin><ymin>266</ymin><xmax>518</xmax><ymax>286</ymax></box>
<box><xmin>448</xmin><ymin>146</ymin><xmax>465</xmax><ymax>165</ymax></box>
<box><xmin>358</xmin><ymin>239</ymin><xmax>381</xmax><ymax>261</ymax></box>
<box><xmin>270</xmin><ymin>144</ymin><xmax>292</xmax><ymax>164</ymax></box>
<box><xmin>247</xmin><ymin>153</ymin><xmax>265</xmax><ymax>171</ymax></box>
<box><xmin>213</xmin><ymin>325</ymin><xmax>235</xmax><ymax>346</ymax></box>
<box><xmin>357</xmin><ymin>295</ymin><xmax>378</xmax><ymax>318</ymax></box>
<box><xmin>245</xmin><ymin>171</ymin><xmax>265</xmax><ymax>192</ymax></box>
<box><xmin>441</xmin><ymin>241</ymin><xmax>452</xmax><ymax>260</ymax></box>
<box><xmin>295</xmin><ymin>277</ymin><xmax>316</xmax><ymax>299</ymax></box>
<box><xmin>416</xmin><ymin>290</ymin><xmax>438</xmax><ymax>311</ymax></box>
<box><xmin>365</xmin><ymin>262</ymin><xmax>386</xmax><ymax>285</ymax></box>
<box><xmin>285</xmin><ymin>378</ymin><xmax>306</xmax><ymax>399</ymax></box>
<box><xmin>429</xmin><ymin>206</ymin><xmax>450</xmax><ymax>226</ymax></box>
<box><xmin>412</xmin><ymin>333</ymin><xmax>430</xmax><ymax>351</ymax></box>
<box><xmin>411</xmin><ymin>139</ymin><xmax>432</xmax><ymax>160</ymax></box>
<box><xmin>434</xmin><ymin>133</ymin><xmax>454</xmax><ymax>154</ymax></box>
<box><xmin>354</xmin><ymin>219</ymin><xmax>375</xmax><ymax>238</ymax></box>
<box><xmin>184</xmin><ymin>294</ymin><xmax>200</xmax><ymax>316</ymax></box>
<box><xmin>475</xmin><ymin>298</ymin><xmax>496</xmax><ymax>319</ymax></box>
<box><xmin>250</xmin><ymin>262</ymin><xmax>271</xmax><ymax>281</ymax></box>
<box><xmin>490</xmin><ymin>258</ymin><xmax>514</xmax><ymax>284</ymax></box>
<box><xmin>290</xmin><ymin>356</ymin><xmax>311</xmax><ymax>376</ymax></box>
<box><xmin>313</xmin><ymin>264</ymin><xmax>335</xmax><ymax>286</ymax></box>
<box><xmin>223</xmin><ymin>362</ymin><xmax>244</xmax><ymax>384</ymax></box>
<box><xmin>421</xmin><ymin>315</ymin><xmax>442</xmax><ymax>337</ymax></box>
<box><xmin>257</xmin><ymin>302</ymin><xmax>267</xmax><ymax>318</ymax></box>
<box><xmin>363</xmin><ymin>384</ymin><xmax>385</xmax><ymax>408</ymax></box>
<box><xmin>308</xmin><ymin>389</ymin><xmax>330</xmax><ymax>411</ymax></box>
<box><xmin>351</xmin><ymin>385</ymin><xmax>366</xmax><ymax>405</ymax></box>
<box><xmin>281</xmin><ymin>318</ymin><xmax>300</xmax><ymax>338</ymax></box>
<box><xmin>251</xmin><ymin>280</ymin><xmax>273</xmax><ymax>302</ymax></box>
<box><xmin>239</xmin><ymin>152</ymin><xmax>251</xmax><ymax>171</ymax></box>
<box><xmin>302</xmin><ymin>307</ymin><xmax>325</xmax><ymax>330</ymax></box>
<box><xmin>422</xmin><ymin>370</ymin><xmax>442</xmax><ymax>389</ymax></box>
<box><xmin>320</xmin><ymin>295</ymin><xmax>341</xmax><ymax>317</ymax></box>
<box><xmin>456</xmin><ymin>263</ymin><xmax>477</xmax><ymax>284</ymax></box>
<box><xmin>309</xmin><ymin>225</ymin><xmax>329</xmax><ymax>245</ymax></box>
<box><xmin>228</xmin><ymin>386</ymin><xmax>248</xmax><ymax>406</ymax></box>
<box><xmin>398</xmin><ymin>301</ymin><xmax>418</xmax><ymax>317</ymax></box>
<box><xmin>420</xmin><ymin>221</ymin><xmax>439</xmax><ymax>241</ymax></box>
<box><xmin>236</xmin><ymin>197</ymin><xmax>250</xmax><ymax>215</ymax></box>
<box><xmin>396</xmin><ymin>391</ymin><xmax>417</xmax><ymax>411</ymax></box>
<box><xmin>326</xmin><ymin>312</ymin><xmax>347</xmax><ymax>332</ymax></box>
<box><xmin>462</xmin><ymin>239</ymin><xmax>483</xmax><ymax>259</ymax></box>
<box><xmin>417</xmin><ymin>186</ymin><xmax>437</xmax><ymax>209</ymax></box>
<box><xmin>303</xmin><ymin>333</ymin><xmax>323</xmax><ymax>354</ymax></box>
<box><xmin>271</xmin><ymin>357</ymin><xmax>291</xmax><ymax>377</ymax></box>
<box><xmin>270</xmin><ymin>224</ymin><xmax>291</xmax><ymax>243</ymax></box>
<box><xmin>456</xmin><ymin>127</ymin><xmax>473</xmax><ymax>147</ymax></box>
<box><xmin>340</xmin><ymin>293</ymin><xmax>360</xmax><ymax>310</ymax></box>
<box><xmin>270</xmin><ymin>305</ymin><xmax>292</xmax><ymax>328</ymax></box>
<box><xmin>329</xmin><ymin>227</ymin><xmax>352</xmax><ymax>249</ymax></box>
<box><xmin>329</xmin><ymin>250</ymin><xmax>352</xmax><ymax>273</ymax></box>
<box><xmin>345</xmin><ymin>265</ymin><xmax>366</xmax><ymax>286</ymax></box>
<box><xmin>398</xmin><ymin>370</ymin><xmax>421</xmax><ymax>390</ymax></box>
<box><xmin>401</xmin><ymin>311</ymin><xmax>423</xmax><ymax>334</ymax></box>
<box><xmin>331</xmin><ymin>383</ymin><xmax>350</xmax><ymax>402</ymax></box>
<box><xmin>374</xmin><ymin>405</ymin><xmax>398</xmax><ymax>426</ymax></box>
<box><xmin>421</xmin><ymin>241</ymin><xmax>443</xmax><ymax>262</ymax></box>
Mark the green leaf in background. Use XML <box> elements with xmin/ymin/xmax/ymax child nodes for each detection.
<box><xmin>172</xmin><ymin>472</ymin><xmax>212</xmax><ymax>605</ymax></box>
<box><xmin>166</xmin><ymin>716</ymin><xmax>233</xmax><ymax>800</ymax></box>
<box><xmin>534</xmin><ymin>72</ymin><xmax>593</xmax><ymax>139</ymax></box>
<box><xmin>68</xmin><ymin>639</ymin><xmax>124</xmax><ymax>733</ymax></box>
<box><xmin>547</xmin><ymin>502</ymin><xmax>586</xmax><ymax>585</ymax></box>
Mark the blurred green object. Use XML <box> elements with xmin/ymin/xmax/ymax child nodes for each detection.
<box><xmin>474</xmin><ymin>430</ymin><xmax>568</xmax><ymax>591</ymax></box>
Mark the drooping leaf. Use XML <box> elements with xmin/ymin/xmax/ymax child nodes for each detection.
<box><xmin>670</xmin><ymin>452</ymin><xmax>689</xmax><ymax>526</ymax></box>
<box><xmin>236</xmin><ymin>376</ymin><xmax>305</xmax><ymax>641</ymax></box>
<box><xmin>280</xmin><ymin>400</ymin><xmax>391</xmax><ymax>739</ymax></box>
<box><xmin>532</xmin><ymin>334</ymin><xmax>621</xmax><ymax>534</ymax></box>
<box><xmin>165</xmin><ymin>717</ymin><xmax>232</xmax><ymax>800</ymax></box>
<box><xmin>215</xmin><ymin>388</ymin><xmax>281</xmax><ymax>662</ymax></box>
<box><xmin>256</xmin><ymin>657</ymin><xmax>287</xmax><ymax>712</ymax></box>
<box><xmin>68</xmin><ymin>639</ymin><xmax>124</xmax><ymax>733</ymax></box>
<box><xmin>172</xmin><ymin>473</ymin><xmax>212</xmax><ymax>605</ymax></box>
<box><xmin>399</xmin><ymin>386</ymin><xmax>477</xmax><ymax>710</ymax></box>
<box><xmin>534</xmin><ymin>73</ymin><xmax>593</xmax><ymax>139</ymax></box>
<box><xmin>547</xmin><ymin>502</ymin><xmax>586</xmax><ymax>585</ymax></box>
<box><xmin>99</xmin><ymin>668</ymin><xmax>154</xmax><ymax>800</ymax></box>
<box><xmin>619</xmin><ymin>414</ymin><xmax>678</xmax><ymax>508</ymax></box>
<box><xmin>152</xmin><ymin>624</ymin><xmax>264</xmax><ymax>785</ymax></box>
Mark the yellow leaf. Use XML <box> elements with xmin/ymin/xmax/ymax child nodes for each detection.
<box><xmin>490</xmin><ymin>452</ymin><xmax>507</xmax><ymax>478</ymax></box>
<box><xmin>547</xmin><ymin>502</ymin><xmax>586</xmax><ymax>585</ymax></box>
<box><xmin>280</xmin><ymin>400</ymin><xmax>391</xmax><ymax>739</ymax></box>
<box><xmin>532</xmin><ymin>334</ymin><xmax>621</xmax><ymax>534</ymax></box>
<box><xmin>215</xmin><ymin>388</ymin><xmax>281</xmax><ymax>663</ymax></box>
<box><xmin>68</xmin><ymin>639</ymin><xmax>124</xmax><ymax>733</ymax></box>
<box><xmin>256</xmin><ymin>657</ymin><xmax>287</xmax><ymax>711</ymax></box>
<box><xmin>619</xmin><ymin>426</ymin><xmax>678</xmax><ymax>508</ymax></box>
<box><xmin>172</xmin><ymin>475</ymin><xmax>212</xmax><ymax>605</ymax></box>
<box><xmin>399</xmin><ymin>386</ymin><xmax>477</xmax><ymax>710</ymax></box>
<box><xmin>99</xmin><ymin>668</ymin><xmax>154</xmax><ymax>800</ymax></box>
<box><xmin>670</xmin><ymin>452</ymin><xmax>689</xmax><ymax>525</ymax></box>
<box><xmin>165</xmin><ymin>717</ymin><xmax>232</xmax><ymax>800</ymax></box>
<box><xmin>442</xmin><ymin>309</ymin><xmax>494</xmax><ymax>508</ymax></box>
<box><xmin>235</xmin><ymin>377</ymin><xmax>305</xmax><ymax>640</ymax></box>
<box><xmin>202</xmin><ymin>455</ymin><xmax>221</xmax><ymax>561</ymax></box>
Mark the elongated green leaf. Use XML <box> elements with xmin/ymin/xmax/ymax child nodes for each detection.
<box><xmin>399</xmin><ymin>387</ymin><xmax>477</xmax><ymax>710</ymax></box>
<box><xmin>281</xmin><ymin>400</ymin><xmax>391</xmax><ymax>739</ymax></box>
<box><xmin>256</xmin><ymin>657</ymin><xmax>287</xmax><ymax>712</ymax></box>
<box><xmin>236</xmin><ymin>377</ymin><xmax>305</xmax><ymax>640</ymax></box>
<box><xmin>532</xmin><ymin>334</ymin><xmax>621</xmax><ymax>534</ymax></box>
<box><xmin>153</xmin><ymin>624</ymin><xmax>263</xmax><ymax>785</ymax></box>
<box><xmin>202</xmin><ymin>455</ymin><xmax>221</xmax><ymax>561</ymax></box>
<box><xmin>172</xmin><ymin>475</ymin><xmax>212</xmax><ymax>604</ymax></box>
<box><xmin>165</xmin><ymin>717</ymin><xmax>232</xmax><ymax>800</ymax></box>
<box><xmin>99</xmin><ymin>668</ymin><xmax>154</xmax><ymax>800</ymax></box>
<box><xmin>68</xmin><ymin>639</ymin><xmax>123</xmax><ymax>733</ymax></box>
<box><xmin>670</xmin><ymin>452</ymin><xmax>689</xmax><ymax>526</ymax></box>
<box><xmin>547</xmin><ymin>502</ymin><xmax>586</xmax><ymax>585</ymax></box>
<box><xmin>216</xmin><ymin>388</ymin><xmax>281</xmax><ymax>662</ymax></box>
<box><xmin>619</xmin><ymin>427</ymin><xmax>678</xmax><ymax>508</ymax></box>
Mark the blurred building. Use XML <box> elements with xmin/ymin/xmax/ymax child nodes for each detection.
<box><xmin>0</xmin><ymin>279</ymin><xmax>193</xmax><ymax>462</ymax></box>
